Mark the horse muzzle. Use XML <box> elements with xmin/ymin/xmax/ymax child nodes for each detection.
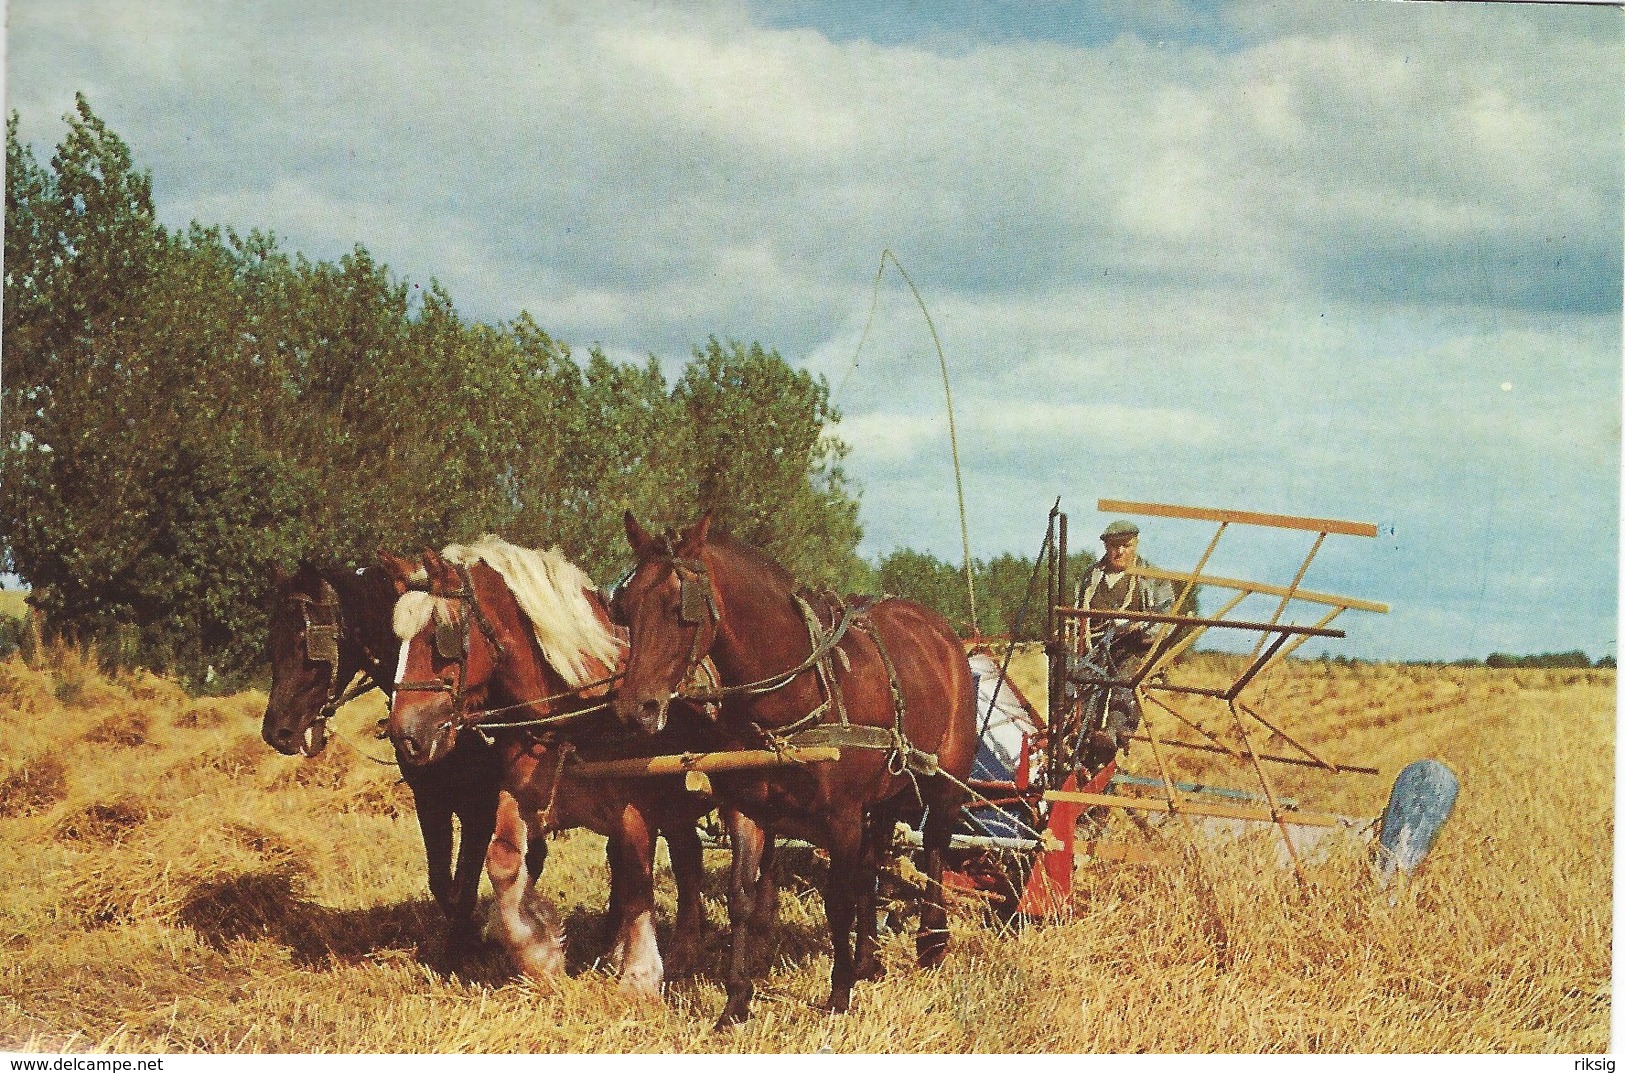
<box><xmin>263</xmin><ymin>710</ymin><xmax>328</xmax><ymax>758</ymax></box>
<box><xmin>391</xmin><ymin>705</ymin><xmax>458</xmax><ymax>767</ymax></box>
<box><xmin>613</xmin><ymin>694</ymin><xmax>669</xmax><ymax>735</ymax></box>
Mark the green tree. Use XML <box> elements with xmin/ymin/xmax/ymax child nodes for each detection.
<box><xmin>875</xmin><ymin>548</ymin><xmax>970</xmax><ymax>632</ymax></box>
<box><xmin>3</xmin><ymin>100</ymin><xmax>315</xmax><ymax>683</ymax></box>
<box><xmin>2</xmin><ymin>102</ymin><xmax>877</xmax><ymax>686</ymax></box>
<box><xmin>669</xmin><ymin>338</ymin><xmax>863</xmax><ymax>590</ymax></box>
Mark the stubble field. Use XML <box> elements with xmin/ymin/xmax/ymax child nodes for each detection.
<box><xmin>0</xmin><ymin>644</ymin><xmax>1612</xmax><ymax>1053</ymax></box>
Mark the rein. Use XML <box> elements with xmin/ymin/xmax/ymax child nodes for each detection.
<box><xmin>654</xmin><ymin>553</ymin><xmax>862</xmax><ymax>705</ymax></box>
<box><xmin>394</xmin><ymin>563</ymin><xmax>630</xmax><ymax>743</ymax></box>
<box><xmin>645</xmin><ymin>548</ymin><xmax>937</xmax><ymax>784</ymax></box>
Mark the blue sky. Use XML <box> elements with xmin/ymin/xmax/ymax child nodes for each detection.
<box><xmin>4</xmin><ymin>0</ymin><xmax>1620</xmax><ymax>662</ymax></box>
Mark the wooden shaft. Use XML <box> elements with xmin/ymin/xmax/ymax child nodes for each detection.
<box><xmin>1238</xmin><ymin>700</ymin><xmax>1339</xmax><ymax>773</ymax></box>
<box><xmin>1097</xmin><ymin>499</ymin><xmax>1379</xmax><ymax>538</ymax></box>
<box><xmin>1141</xmin><ymin>689</ymin><xmax>1242</xmax><ymax>759</ymax></box>
<box><xmin>1127</xmin><ymin>733</ymin><xmax>1380</xmax><ymax>775</ymax></box>
<box><xmin>570</xmin><ymin>746</ymin><xmax>840</xmax><ymax>779</ymax></box>
<box><xmin>1043</xmin><ymin>789</ymin><xmax>1351</xmax><ymax>829</ymax></box>
<box><xmin>1057</xmin><ymin>608</ymin><xmax>1346</xmax><ymax>638</ymax></box>
<box><xmin>1134</xmin><ymin>688</ymin><xmax>1199</xmax><ymax>845</ymax></box>
<box><xmin>1225</xmin><ymin>696</ymin><xmax>1304</xmax><ymax>877</ymax></box>
<box><xmin>1251</xmin><ymin>606</ymin><xmax>1345</xmax><ymax>684</ymax></box>
<box><xmin>1134</xmin><ymin>589</ymin><xmax>1251</xmax><ymax>685</ymax></box>
<box><xmin>1130</xmin><ymin>566</ymin><xmax>1389</xmax><ymax>614</ymax></box>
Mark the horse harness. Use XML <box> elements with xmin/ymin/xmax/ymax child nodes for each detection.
<box><xmin>290</xmin><ymin>577</ymin><xmax>378</xmax><ymax>720</ymax></box>
<box><xmin>392</xmin><ymin>562</ymin><xmax>510</xmax><ymax>725</ymax></box>
<box><xmin>651</xmin><ymin>551</ymin><xmax>941</xmax><ymax>785</ymax></box>
<box><xmin>390</xmin><ymin>563</ymin><xmax>631</xmax><ymax>746</ymax></box>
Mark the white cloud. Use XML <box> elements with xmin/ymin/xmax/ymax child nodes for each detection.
<box><xmin>4</xmin><ymin>0</ymin><xmax>1617</xmax><ymax>660</ymax></box>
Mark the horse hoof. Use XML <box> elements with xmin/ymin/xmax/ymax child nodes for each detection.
<box><xmin>618</xmin><ymin>975</ymin><xmax>664</xmax><ymax>1002</ymax></box>
<box><xmin>713</xmin><ymin>1003</ymin><xmax>752</xmax><ymax>1031</ymax></box>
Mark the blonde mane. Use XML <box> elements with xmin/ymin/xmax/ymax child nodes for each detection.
<box><xmin>439</xmin><ymin>536</ymin><xmax>622</xmax><ymax>688</ymax></box>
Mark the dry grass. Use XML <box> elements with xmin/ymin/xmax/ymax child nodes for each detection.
<box><xmin>0</xmin><ymin>590</ymin><xmax>27</xmax><ymax>620</ymax></box>
<box><xmin>0</xmin><ymin>644</ymin><xmax>1611</xmax><ymax>1053</ymax></box>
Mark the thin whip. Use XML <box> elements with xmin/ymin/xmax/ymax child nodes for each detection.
<box><xmin>840</xmin><ymin>250</ymin><xmax>977</xmax><ymax>634</ymax></box>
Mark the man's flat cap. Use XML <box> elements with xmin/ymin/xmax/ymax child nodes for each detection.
<box><xmin>1101</xmin><ymin>520</ymin><xmax>1140</xmax><ymax>542</ymax></box>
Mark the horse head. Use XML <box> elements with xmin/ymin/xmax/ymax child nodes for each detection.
<box><xmin>611</xmin><ymin>510</ymin><xmax>719</xmax><ymax>735</ymax></box>
<box><xmin>379</xmin><ymin>548</ymin><xmax>506</xmax><ymax>766</ymax></box>
<box><xmin>263</xmin><ymin>560</ymin><xmax>347</xmax><ymax>757</ymax></box>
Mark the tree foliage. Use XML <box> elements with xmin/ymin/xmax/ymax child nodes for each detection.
<box><xmin>2</xmin><ymin>100</ymin><xmax>866</xmax><ymax>687</ymax></box>
<box><xmin>874</xmin><ymin>546</ymin><xmax>1097</xmax><ymax>640</ymax></box>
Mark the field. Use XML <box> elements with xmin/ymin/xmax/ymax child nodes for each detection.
<box><xmin>0</xmin><ymin>591</ymin><xmax>28</xmax><ymax>621</ymax></box>
<box><xmin>0</xmin><ymin>644</ymin><xmax>1612</xmax><ymax>1054</ymax></box>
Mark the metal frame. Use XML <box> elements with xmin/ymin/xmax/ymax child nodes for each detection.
<box><xmin>1039</xmin><ymin>498</ymin><xmax>1389</xmax><ymax>882</ymax></box>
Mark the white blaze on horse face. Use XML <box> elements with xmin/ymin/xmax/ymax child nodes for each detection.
<box><xmin>394</xmin><ymin>638</ymin><xmax>414</xmax><ymax>687</ymax></box>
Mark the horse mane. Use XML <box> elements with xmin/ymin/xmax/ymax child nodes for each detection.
<box><xmin>440</xmin><ymin>536</ymin><xmax>623</xmax><ymax>689</ymax></box>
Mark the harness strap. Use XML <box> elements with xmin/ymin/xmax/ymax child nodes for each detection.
<box><xmin>673</xmin><ymin>572</ymin><xmax>866</xmax><ymax>705</ymax></box>
<box><xmin>780</xmin><ymin>722</ymin><xmax>942</xmax><ymax>778</ymax></box>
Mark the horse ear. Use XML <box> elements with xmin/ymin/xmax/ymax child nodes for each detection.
<box><xmin>624</xmin><ymin>511</ymin><xmax>657</xmax><ymax>559</ymax></box>
<box><xmin>422</xmin><ymin>548</ymin><xmax>456</xmax><ymax>588</ymax></box>
<box><xmin>680</xmin><ymin>511</ymin><xmax>713</xmax><ymax>556</ymax></box>
<box><xmin>376</xmin><ymin>549</ymin><xmax>415</xmax><ymax>596</ymax></box>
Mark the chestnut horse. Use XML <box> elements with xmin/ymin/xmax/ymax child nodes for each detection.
<box><xmin>379</xmin><ymin>539</ymin><xmax>712</xmax><ymax>994</ymax></box>
<box><xmin>261</xmin><ymin>561</ymin><xmax>541</xmax><ymax>955</ymax></box>
<box><xmin>611</xmin><ymin>512</ymin><xmax>977</xmax><ymax>1025</ymax></box>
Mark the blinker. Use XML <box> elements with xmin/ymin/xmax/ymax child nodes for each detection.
<box><xmin>305</xmin><ymin>624</ymin><xmax>340</xmax><ymax>665</ymax></box>
<box><xmin>679</xmin><ymin>572</ymin><xmax>712</xmax><ymax>626</ymax></box>
<box><xmin>434</xmin><ymin>615</ymin><xmax>464</xmax><ymax>661</ymax></box>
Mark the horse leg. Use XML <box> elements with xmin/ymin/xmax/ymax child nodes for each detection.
<box><xmin>664</xmin><ymin>821</ymin><xmax>705</xmax><ymax>977</ymax></box>
<box><xmin>916</xmin><ymin>778</ymin><xmax>963</xmax><ymax>969</ymax></box>
<box><xmin>606</xmin><ymin>804</ymin><xmax>663</xmax><ymax>999</ymax></box>
<box><xmin>604</xmin><ymin>833</ymin><xmax>627</xmax><ymax>954</ymax></box>
<box><xmin>413</xmin><ymin>793</ymin><xmax>462</xmax><ymax>933</ymax></box>
<box><xmin>717</xmin><ymin>808</ymin><xmax>771</xmax><ymax>1029</ymax></box>
<box><xmin>525</xmin><ymin>832</ymin><xmax>548</xmax><ymax>888</ymax></box>
<box><xmin>854</xmin><ymin>800</ymin><xmax>899</xmax><ymax>982</ymax></box>
<box><xmin>823</xmin><ymin>812</ymin><xmax>866</xmax><ymax>1014</ymax></box>
<box><xmin>485</xmin><ymin>791</ymin><xmax>566</xmax><ymax>982</ymax></box>
<box><xmin>749</xmin><ymin>832</ymin><xmax>779</xmax><ymax>933</ymax></box>
<box><xmin>446</xmin><ymin>790</ymin><xmax>498</xmax><ymax>956</ymax></box>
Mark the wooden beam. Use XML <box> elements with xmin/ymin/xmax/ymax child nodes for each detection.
<box><xmin>1126</xmin><ymin>733</ymin><xmax>1381</xmax><ymax>775</ymax></box>
<box><xmin>1098</xmin><ymin>499</ymin><xmax>1379</xmax><ymax>538</ymax></box>
<box><xmin>1056</xmin><ymin>607</ymin><xmax>1346</xmax><ymax>638</ymax></box>
<box><xmin>1044</xmin><ymin>789</ymin><xmax>1351</xmax><ymax>829</ymax></box>
<box><xmin>570</xmin><ymin>746</ymin><xmax>839</xmax><ymax>779</ymax></box>
<box><xmin>1131</xmin><ymin>566</ymin><xmax>1389</xmax><ymax>614</ymax></box>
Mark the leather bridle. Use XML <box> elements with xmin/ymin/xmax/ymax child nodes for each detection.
<box><xmin>393</xmin><ymin>562</ymin><xmax>509</xmax><ymax>731</ymax></box>
<box><xmin>288</xmin><ymin>578</ymin><xmax>345</xmax><ymax>704</ymax></box>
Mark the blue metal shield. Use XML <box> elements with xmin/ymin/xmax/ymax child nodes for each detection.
<box><xmin>1375</xmin><ymin>758</ymin><xmax>1460</xmax><ymax>884</ymax></box>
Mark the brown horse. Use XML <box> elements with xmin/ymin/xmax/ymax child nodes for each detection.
<box><xmin>378</xmin><ymin>539</ymin><xmax>713</xmax><ymax>994</ymax></box>
<box><xmin>261</xmin><ymin>561</ymin><xmax>542</xmax><ymax>956</ymax></box>
<box><xmin>610</xmin><ymin>512</ymin><xmax>977</xmax><ymax>1025</ymax></box>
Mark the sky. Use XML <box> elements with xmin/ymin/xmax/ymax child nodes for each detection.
<box><xmin>4</xmin><ymin>0</ymin><xmax>1620</xmax><ymax>663</ymax></box>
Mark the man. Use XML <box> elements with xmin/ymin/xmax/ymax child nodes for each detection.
<box><xmin>1074</xmin><ymin>519</ymin><xmax>1174</xmax><ymax>665</ymax></box>
<box><xmin>1066</xmin><ymin>520</ymin><xmax>1175</xmax><ymax>770</ymax></box>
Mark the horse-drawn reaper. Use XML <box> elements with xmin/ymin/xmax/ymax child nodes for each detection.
<box><xmin>934</xmin><ymin>498</ymin><xmax>1459</xmax><ymax>920</ymax></box>
<box><xmin>265</xmin><ymin>497</ymin><xmax>1454</xmax><ymax>1026</ymax></box>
